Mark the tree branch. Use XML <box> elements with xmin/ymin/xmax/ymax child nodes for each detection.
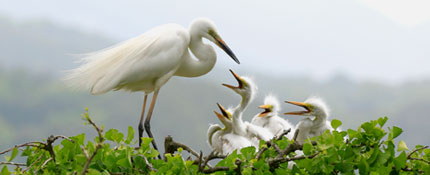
<box><xmin>0</xmin><ymin>162</ymin><xmax>26</xmax><ymax>166</ymax></box>
<box><xmin>164</xmin><ymin>136</ymin><xmax>199</xmax><ymax>159</ymax></box>
<box><xmin>81</xmin><ymin>113</ymin><xmax>104</xmax><ymax>175</ymax></box>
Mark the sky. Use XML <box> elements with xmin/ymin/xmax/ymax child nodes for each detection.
<box><xmin>0</xmin><ymin>0</ymin><xmax>429</xmax><ymax>83</ymax></box>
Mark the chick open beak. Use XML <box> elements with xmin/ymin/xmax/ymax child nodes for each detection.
<box><xmin>284</xmin><ymin>101</ymin><xmax>311</xmax><ymax>115</ymax></box>
<box><xmin>209</xmin><ymin>31</ymin><xmax>240</xmax><ymax>64</ymax></box>
<box><xmin>222</xmin><ymin>69</ymin><xmax>243</xmax><ymax>90</ymax></box>
<box><xmin>258</xmin><ymin>104</ymin><xmax>272</xmax><ymax>117</ymax></box>
<box><xmin>216</xmin><ymin>103</ymin><xmax>230</xmax><ymax>120</ymax></box>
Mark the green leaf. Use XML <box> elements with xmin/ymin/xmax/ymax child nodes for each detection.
<box><xmin>393</xmin><ymin>151</ymin><xmax>407</xmax><ymax>171</ymax></box>
<box><xmin>6</xmin><ymin>148</ymin><xmax>18</xmax><ymax>162</ymax></box>
<box><xmin>397</xmin><ymin>140</ymin><xmax>409</xmax><ymax>152</ymax></box>
<box><xmin>303</xmin><ymin>142</ymin><xmax>312</xmax><ymax>155</ymax></box>
<box><xmin>125</xmin><ymin>126</ymin><xmax>135</xmax><ymax>144</ymax></box>
<box><xmin>105</xmin><ymin>129</ymin><xmax>118</xmax><ymax>142</ymax></box>
<box><xmin>392</xmin><ymin>126</ymin><xmax>403</xmax><ymax>139</ymax></box>
<box><xmin>117</xmin><ymin>158</ymin><xmax>132</xmax><ymax>168</ymax></box>
<box><xmin>331</xmin><ymin>119</ymin><xmax>342</xmax><ymax>130</ymax></box>
<box><xmin>0</xmin><ymin>166</ymin><xmax>10</xmax><ymax>175</ymax></box>
<box><xmin>377</xmin><ymin>117</ymin><xmax>388</xmax><ymax>127</ymax></box>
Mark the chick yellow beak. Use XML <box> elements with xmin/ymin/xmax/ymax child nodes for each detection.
<box><xmin>222</xmin><ymin>69</ymin><xmax>243</xmax><ymax>90</ymax></box>
<box><xmin>258</xmin><ymin>104</ymin><xmax>272</xmax><ymax>117</ymax></box>
<box><xmin>284</xmin><ymin>101</ymin><xmax>311</xmax><ymax>115</ymax></box>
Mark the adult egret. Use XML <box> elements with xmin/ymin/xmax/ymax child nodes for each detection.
<box><xmin>251</xmin><ymin>95</ymin><xmax>295</xmax><ymax>139</ymax></box>
<box><xmin>207</xmin><ymin>103</ymin><xmax>253</xmax><ymax>155</ymax></box>
<box><xmin>222</xmin><ymin>70</ymin><xmax>273</xmax><ymax>146</ymax></box>
<box><xmin>284</xmin><ymin>96</ymin><xmax>333</xmax><ymax>144</ymax></box>
<box><xmin>64</xmin><ymin>18</ymin><xmax>240</xmax><ymax>151</ymax></box>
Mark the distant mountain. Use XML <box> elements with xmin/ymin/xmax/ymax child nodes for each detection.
<box><xmin>0</xmin><ymin>15</ymin><xmax>429</xmax><ymax>154</ymax></box>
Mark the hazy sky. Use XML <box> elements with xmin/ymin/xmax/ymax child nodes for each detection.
<box><xmin>1</xmin><ymin>0</ymin><xmax>429</xmax><ymax>83</ymax></box>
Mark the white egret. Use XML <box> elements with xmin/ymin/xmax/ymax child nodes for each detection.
<box><xmin>284</xmin><ymin>96</ymin><xmax>333</xmax><ymax>144</ymax></box>
<box><xmin>251</xmin><ymin>95</ymin><xmax>295</xmax><ymax>139</ymax></box>
<box><xmin>207</xmin><ymin>103</ymin><xmax>253</xmax><ymax>155</ymax></box>
<box><xmin>222</xmin><ymin>70</ymin><xmax>273</xmax><ymax>147</ymax></box>
<box><xmin>64</xmin><ymin>18</ymin><xmax>240</xmax><ymax>151</ymax></box>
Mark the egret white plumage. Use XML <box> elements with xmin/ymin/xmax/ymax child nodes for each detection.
<box><xmin>222</xmin><ymin>70</ymin><xmax>273</xmax><ymax>146</ymax></box>
<box><xmin>207</xmin><ymin>103</ymin><xmax>253</xmax><ymax>155</ymax></box>
<box><xmin>284</xmin><ymin>96</ymin><xmax>333</xmax><ymax>144</ymax></box>
<box><xmin>251</xmin><ymin>95</ymin><xmax>295</xmax><ymax>139</ymax></box>
<box><xmin>64</xmin><ymin>18</ymin><xmax>240</xmax><ymax>152</ymax></box>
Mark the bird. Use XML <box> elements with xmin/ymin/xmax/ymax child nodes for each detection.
<box><xmin>222</xmin><ymin>70</ymin><xmax>273</xmax><ymax>147</ymax></box>
<box><xmin>283</xmin><ymin>96</ymin><xmax>333</xmax><ymax>144</ymax></box>
<box><xmin>207</xmin><ymin>103</ymin><xmax>253</xmax><ymax>155</ymax></box>
<box><xmin>251</xmin><ymin>95</ymin><xmax>295</xmax><ymax>139</ymax></box>
<box><xmin>64</xmin><ymin>18</ymin><xmax>240</xmax><ymax>153</ymax></box>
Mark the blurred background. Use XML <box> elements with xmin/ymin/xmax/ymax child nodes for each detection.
<box><xmin>0</xmin><ymin>0</ymin><xmax>429</xmax><ymax>153</ymax></box>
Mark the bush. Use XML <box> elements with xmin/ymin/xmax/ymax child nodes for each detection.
<box><xmin>1</xmin><ymin>111</ymin><xmax>429</xmax><ymax>174</ymax></box>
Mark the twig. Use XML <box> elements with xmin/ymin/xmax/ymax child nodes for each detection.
<box><xmin>0</xmin><ymin>162</ymin><xmax>26</xmax><ymax>166</ymax></box>
<box><xmin>406</xmin><ymin>146</ymin><xmax>430</xmax><ymax>165</ymax></box>
<box><xmin>164</xmin><ymin>136</ymin><xmax>199</xmax><ymax>158</ymax></box>
<box><xmin>200</xmin><ymin>151</ymin><xmax>225</xmax><ymax>169</ymax></box>
<box><xmin>407</xmin><ymin>146</ymin><xmax>429</xmax><ymax>159</ymax></box>
<box><xmin>142</xmin><ymin>156</ymin><xmax>156</xmax><ymax>172</ymax></box>
<box><xmin>22</xmin><ymin>154</ymin><xmax>44</xmax><ymax>172</ymax></box>
<box><xmin>198</xmin><ymin>151</ymin><xmax>204</xmax><ymax>172</ymax></box>
<box><xmin>234</xmin><ymin>159</ymin><xmax>242</xmax><ymax>175</ymax></box>
<box><xmin>255</xmin><ymin>147</ymin><xmax>268</xmax><ymax>160</ymax></box>
<box><xmin>0</xmin><ymin>142</ymin><xmax>43</xmax><ymax>155</ymax></box>
<box><xmin>292</xmin><ymin>129</ymin><xmax>300</xmax><ymax>142</ymax></box>
<box><xmin>276</xmin><ymin>129</ymin><xmax>292</xmax><ymax>140</ymax></box>
<box><xmin>81</xmin><ymin>113</ymin><xmax>104</xmax><ymax>175</ymax></box>
<box><xmin>41</xmin><ymin>158</ymin><xmax>53</xmax><ymax>168</ymax></box>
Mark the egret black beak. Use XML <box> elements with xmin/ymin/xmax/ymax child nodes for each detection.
<box><xmin>284</xmin><ymin>101</ymin><xmax>311</xmax><ymax>115</ymax></box>
<box><xmin>209</xmin><ymin>30</ymin><xmax>240</xmax><ymax>64</ymax></box>
<box><xmin>222</xmin><ymin>69</ymin><xmax>243</xmax><ymax>90</ymax></box>
<box><xmin>215</xmin><ymin>38</ymin><xmax>240</xmax><ymax>64</ymax></box>
<box><xmin>216</xmin><ymin>103</ymin><xmax>230</xmax><ymax>120</ymax></box>
<box><xmin>258</xmin><ymin>104</ymin><xmax>272</xmax><ymax>117</ymax></box>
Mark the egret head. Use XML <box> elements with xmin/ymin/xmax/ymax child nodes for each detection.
<box><xmin>214</xmin><ymin>103</ymin><xmax>232</xmax><ymax>127</ymax></box>
<box><xmin>258</xmin><ymin>95</ymin><xmax>281</xmax><ymax>117</ymax></box>
<box><xmin>284</xmin><ymin>96</ymin><xmax>329</xmax><ymax>118</ymax></box>
<box><xmin>190</xmin><ymin>18</ymin><xmax>240</xmax><ymax>64</ymax></box>
<box><xmin>222</xmin><ymin>69</ymin><xmax>257</xmax><ymax>101</ymax></box>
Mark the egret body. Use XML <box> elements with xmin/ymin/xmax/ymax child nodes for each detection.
<box><xmin>284</xmin><ymin>96</ymin><xmax>333</xmax><ymax>144</ymax></box>
<box><xmin>251</xmin><ymin>95</ymin><xmax>295</xmax><ymax>139</ymax></box>
<box><xmin>65</xmin><ymin>18</ymin><xmax>240</xmax><ymax>152</ymax></box>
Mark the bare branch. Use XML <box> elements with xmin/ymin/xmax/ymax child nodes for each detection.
<box><xmin>276</xmin><ymin>129</ymin><xmax>292</xmax><ymax>140</ymax></box>
<box><xmin>203</xmin><ymin>166</ymin><xmax>230</xmax><ymax>174</ymax></box>
<box><xmin>407</xmin><ymin>146</ymin><xmax>429</xmax><ymax>159</ymax></box>
<box><xmin>81</xmin><ymin>113</ymin><xmax>104</xmax><ymax>175</ymax></box>
<box><xmin>142</xmin><ymin>156</ymin><xmax>156</xmax><ymax>172</ymax></box>
<box><xmin>41</xmin><ymin>158</ymin><xmax>53</xmax><ymax>168</ymax></box>
<box><xmin>0</xmin><ymin>162</ymin><xmax>26</xmax><ymax>166</ymax></box>
<box><xmin>164</xmin><ymin>136</ymin><xmax>199</xmax><ymax>158</ymax></box>
<box><xmin>0</xmin><ymin>142</ymin><xmax>42</xmax><ymax>155</ymax></box>
<box><xmin>256</xmin><ymin>147</ymin><xmax>268</xmax><ymax>160</ymax></box>
<box><xmin>22</xmin><ymin>154</ymin><xmax>44</xmax><ymax>172</ymax></box>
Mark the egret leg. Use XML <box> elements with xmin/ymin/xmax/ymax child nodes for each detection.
<box><xmin>144</xmin><ymin>89</ymin><xmax>162</xmax><ymax>159</ymax></box>
<box><xmin>138</xmin><ymin>93</ymin><xmax>148</xmax><ymax>146</ymax></box>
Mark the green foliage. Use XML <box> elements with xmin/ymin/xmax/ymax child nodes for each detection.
<box><xmin>1</xmin><ymin>115</ymin><xmax>429</xmax><ymax>174</ymax></box>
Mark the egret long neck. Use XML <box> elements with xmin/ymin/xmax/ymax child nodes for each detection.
<box><xmin>174</xmin><ymin>35</ymin><xmax>217</xmax><ymax>77</ymax></box>
<box><xmin>312</xmin><ymin>112</ymin><xmax>328</xmax><ymax>128</ymax></box>
<box><xmin>232</xmin><ymin>93</ymin><xmax>251</xmax><ymax>135</ymax></box>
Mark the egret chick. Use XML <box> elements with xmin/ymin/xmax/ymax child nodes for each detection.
<box><xmin>251</xmin><ymin>95</ymin><xmax>295</xmax><ymax>139</ymax></box>
<box><xmin>64</xmin><ymin>18</ymin><xmax>240</xmax><ymax>152</ymax></box>
<box><xmin>207</xmin><ymin>103</ymin><xmax>253</xmax><ymax>155</ymax></box>
<box><xmin>222</xmin><ymin>70</ymin><xmax>273</xmax><ymax>146</ymax></box>
<box><xmin>284</xmin><ymin>96</ymin><xmax>333</xmax><ymax>144</ymax></box>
